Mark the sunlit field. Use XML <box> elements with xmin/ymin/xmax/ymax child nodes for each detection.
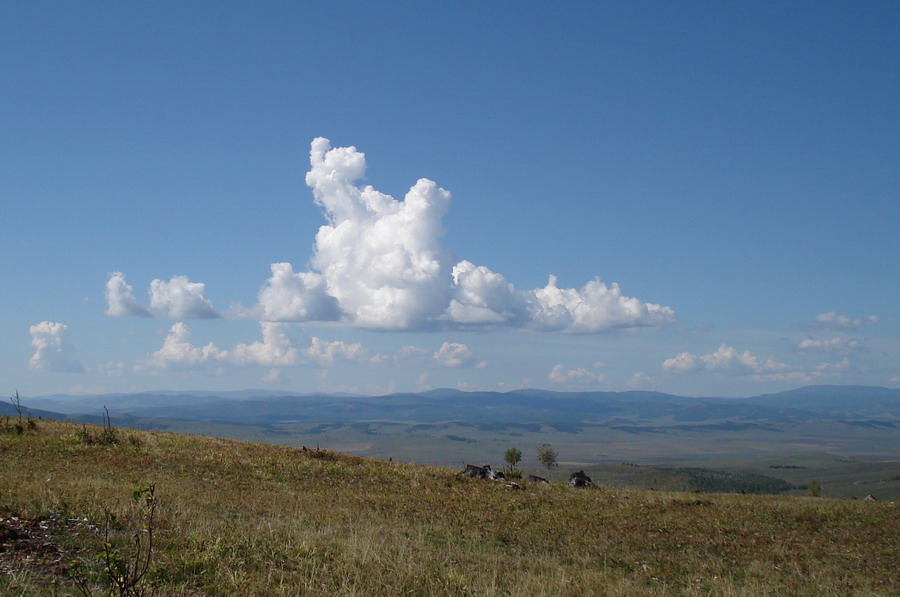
<box><xmin>2</xmin><ymin>421</ymin><xmax>897</xmax><ymax>596</ymax></box>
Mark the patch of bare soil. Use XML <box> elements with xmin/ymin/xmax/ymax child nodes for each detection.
<box><xmin>0</xmin><ymin>515</ymin><xmax>95</xmax><ymax>580</ymax></box>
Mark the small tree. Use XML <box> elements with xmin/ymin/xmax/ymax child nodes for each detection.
<box><xmin>807</xmin><ymin>479</ymin><xmax>822</xmax><ymax>497</ymax></box>
<box><xmin>504</xmin><ymin>447</ymin><xmax>522</xmax><ymax>471</ymax></box>
<box><xmin>537</xmin><ymin>443</ymin><xmax>558</xmax><ymax>479</ymax></box>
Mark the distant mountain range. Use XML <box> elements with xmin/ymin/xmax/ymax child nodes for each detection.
<box><xmin>11</xmin><ymin>385</ymin><xmax>900</xmax><ymax>428</ymax></box>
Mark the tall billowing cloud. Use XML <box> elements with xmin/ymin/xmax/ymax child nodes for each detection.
<box><xmin>260</xmin><ymin>138</ymin><xmax>675</xmax><ymax>332</ymax></box>
<box><xmin>149</xmin><ymin>276</ymin><xmax>220</xmax><ymax>319</ymax></box>
<box><xmin>305</xmin><ymin>138</ymin><xmax>454</xmax><ymax>330</ymax></box>
<box><xmin>28</xmin><ymin>321</ymin><xmax>84</xmax><ymax>373</ymax></box>
<box><xmin>105</xmin><ymin>271</ymin><xmax>152</xmax><ymax>317</ymax></box>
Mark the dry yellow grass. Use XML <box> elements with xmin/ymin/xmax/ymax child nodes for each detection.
<box><xmin>1</xmin><ymin>421</ymin><xmax>898</xmax><ymax>595</ymax></box>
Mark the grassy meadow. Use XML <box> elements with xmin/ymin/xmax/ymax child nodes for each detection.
<box><xmin>2</xmin><ymin>420</ymin><xmax>898</xmax><ymax>596</ymax></box>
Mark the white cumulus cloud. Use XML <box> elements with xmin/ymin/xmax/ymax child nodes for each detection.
<box><xmin>526</xmin><ymin>275</ymin><xmax>674</xmax><ymax>332</ymax></box>
<box><xmin>306</xmin><ymin>137</ymin><xmax>453</xmax><ymax>330</ymax></box>
<box><xmin>661</xmin><ymin>351</ymin><xmax>699</xmax><ymax>373</ymax></box>
<box><xmin>28</xmin><ymin>321</ymin><xmax>84</xmax><ymax>373</ymax></box>
<box><xmin>444</xmin><ymin>261</ymin><xmax>524</xmax><ymax>325</ymax></box>
<box><xmin>149</xmin><ymin>276</ymin><xmax>220</xmax><ymax>319</ymax></box>
<box><xmin>255</xmin><ymin>262</ymin><xmax>340</xmax><ymax>322</ymax></box>
<box><xmin>225</xmin><ymin>322</ymin><xmax>300</xmax><ymax>367</ymax></box>
<box><xmin>105</xmin><ymin>272</ymin><xmax>152</xmax><ymax>317</ymax></box>
<box><xmin>663</xmin><ymin>344</ymin><xmax>791</xmax><ymax>375</ymax></box>
<box><xmin>138</xmin><ymin>322</ymin><xmax>224</xmax><ymax>372</ymax></box>
<box><xmin>137</xmin><ymin>322</ymin><xmax>374</xmax><ymax>372</ymax></box>
<box><xmin>664</xmin><ymin>343</ymin><xmax>863</xmax><ymax>385</ymax></box>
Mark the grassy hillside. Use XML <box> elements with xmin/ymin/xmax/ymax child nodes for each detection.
<box><xmin>141</xmin><ymin>417</ymin><xmax>900</xmax><ymax>498</ymax></box>
<box><xmin>2</xmin><ymin>421</ymin><xmax>898</xmax><ymax>596</ymax></box>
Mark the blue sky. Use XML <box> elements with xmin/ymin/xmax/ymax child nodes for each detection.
<box><xmin>3</xmin><ymin>1</ymin><xmax>898</xmax><ymax>398</ymax></box>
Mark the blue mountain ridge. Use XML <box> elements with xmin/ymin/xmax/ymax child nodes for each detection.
<box><xmin>16</xmin><ymin>385</ymin><xmax>900</xmax><ymax>426</ymax></box>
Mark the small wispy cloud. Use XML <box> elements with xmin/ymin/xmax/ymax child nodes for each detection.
<box><xmin>97</xmin><ymin>361</ymin><xmax>127</xmax><ymax>377</ymax></box>
<box><xmin>814</xmin><ymin>311</ymin><xmax>878</xmax><ymax>330</ymax></box>
<box><xmin>814</xmin><ymin>358</ymin><xmax>851</xmax><ymax>374</ymax></box>
<box><xmin>433</xmin><ymin>342</ymin><xmax>488</xmax><ymax>368</ymax></box>
<box><xmin>548</xmin><ymin>362</ymin><xmax>605</xmax><ymax>386</ymax></box>
<box><xmin>305</xmin><ymin>337</ymin><xmax>371</xmax><ymax>368</ymax></box>
<box><xmin>798</xmin><ymin>337</ymin><xmax>862</xmax><ymax>354</ymax></box>
<box><xmin>627</xmin><ymin>371</ymin><xmax>654</xmax><ymax>388</ymax></box>
<box><xmin>392</xmin><ymin>345</ymin><xmax>431</xmax><ymax>366</ymax></box>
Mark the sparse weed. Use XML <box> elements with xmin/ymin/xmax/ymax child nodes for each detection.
<box><xmin>69</xmin><ymin>484</ymin><xmax>158</xmax><ymax>597</ymax></box>
<box><xmin>4</xmin><ymin>390</ymin><xmax>39</xmax><ymax>435</ymax></box>
<box><xmin>76</xmin><ymin>408</ymin><xmax>120</xmax><ymax>446</ymax></box>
